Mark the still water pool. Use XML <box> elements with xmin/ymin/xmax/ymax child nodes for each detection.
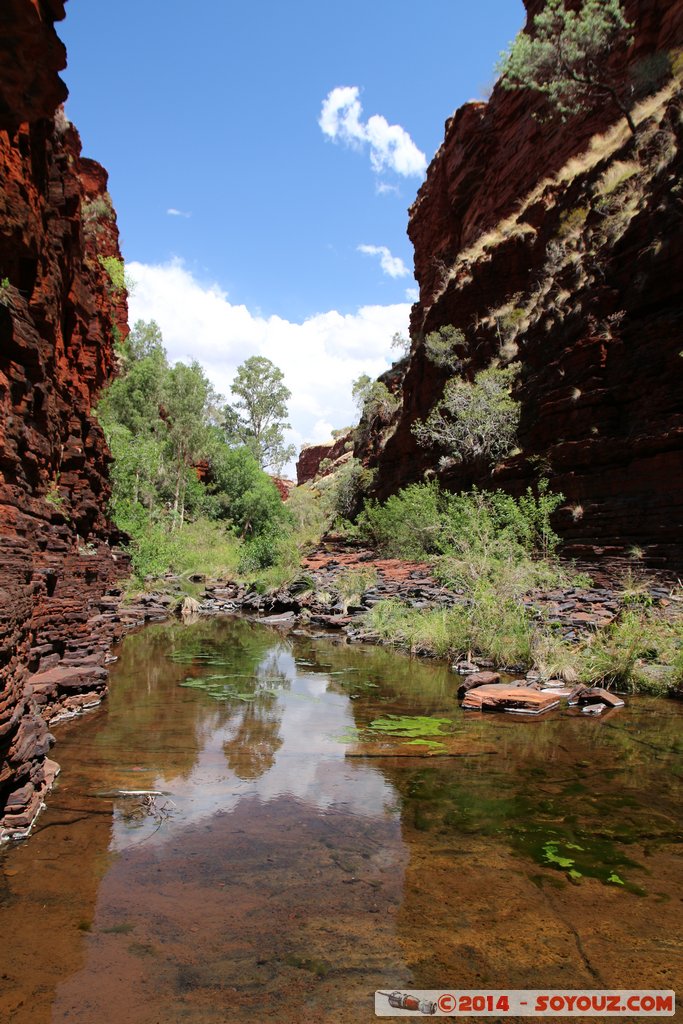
<box><xmin>1</xmin><ymin>617</ymin><xmax>682</xmax><ymax>1022</ymax></box>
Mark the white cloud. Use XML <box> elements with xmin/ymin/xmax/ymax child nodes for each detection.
<box><xmin>127</xmin><ymin>259</ymin><xmax>410</xmax><ymax>477</ymax></box>
<box><xmin>376</xmin><ymin>181</ymin><xmax>400</xmax><ymax>197</ymax></box>
<box><xmin>405</xmin><ymin>286</ymin><xmax>419</xmax><ymax>302</ymax></box>
<box><xmin>167</xmin><ymin>208</ymin><xmax>192</xmax><ymax>218</ymax></box>
<box><xmin>319</xmin><ymin>86</ymin><xmax>426</xmax><ymax>178</ymax></box>
<box><xmin>357</xmin><ymin>244</ymin><xmax>409</xmax><ymax>279</ymax></box>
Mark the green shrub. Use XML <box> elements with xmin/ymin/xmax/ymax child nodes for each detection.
<box><xmin>238</xmin><ymin>531</ymin><xmax>282</xmax><ymax>572</ymax></box>
<box><xmin>98</xmin><ymin>255</ymin><xmax>126</xmax><ymax>293</ymax></box>
<box><xmin>285</xmin><ymin>485</ymin><xmax>328</xmax><ymax>549</ymax></box>
<box><xmin>412</xmin><ymin>365</ymin><xmax>520</xmax><ymax>465</ymax></box>
<box><xmin>357</xmin><ymin>481</ymin><xmax>443</xmax><ymax>560</ymax></box>
<box><xmin>334</xmin><ymin>567</ymin><xmax>378</xmax><ymax>609</ymax></box>
<box><xmin>115</xmin><ymin>503</ymin><xmax>182</xmax><ymax>581</ymax></box>
<box><xmin>326</xmin><ymin>457</ymin><xmax>374</xmax><ymax>521</ymax></box>
<box><xmin>352</xmin><ymin>375</ymin><xmax>399</xmax><ymax>423</ymax></box>
<box><xmin>357</xmin><ymin>480</ymin><xmax>562</xmax><ymax>566</ymax></box>
<box><xmin>44</xmin><ymin>480</ymin><xmax>68</xmax><ymax>513</ymax></box>
<box><xmin>209</xmin><ymin>444</ymin><xmax>292</xmax><ymax>539</ymax></box>
<box><xmin>423</xmin><ymin>325</ymin><xmax>467</xmax><ymax>370</ymax></box>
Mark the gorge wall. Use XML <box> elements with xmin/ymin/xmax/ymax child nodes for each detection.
<box><xmin>359</xmin><ymin>0</ymin><xmax>683</xmax><ymax>566</ymax></box>
<box><xmin>0</xmin><ymin>0</ymin><xmax>129</xmax><ymax>836</ymax></box>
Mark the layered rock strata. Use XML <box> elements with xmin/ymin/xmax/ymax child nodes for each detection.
<box><xmin>0</xmin><ymin>1</ymin><xmax>129</xmax><ymax>837</ymax></box>
<box><xmin>360</xmin><ymin>0</ymin><xmax>683</xmax><ymax>566</ymax></box>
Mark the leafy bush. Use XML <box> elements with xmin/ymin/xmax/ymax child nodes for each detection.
<box><xmin>497</xmin><ymin>0</ymin><xmax>637</xmax><ymax>134</ymax></box>
<box><xmin>412</xmin><ymin>365</ymin><xmax>520</xmax><ymax>465</ymax></box>
<box><xmin>238</xmin><ymin>530</ymin><xmax>282</xmax><ymax>572</ymax></box>
<box><xmin>359</xmin><ymin>481</ymin><xmax>680</xmax><ymax>684</ymax></box>
<box><xmin>118</xmin><ymin>507</ymin><xmax>242</xmax><ymax>585</ymax></box>
<box><xmin>352</xmin><ymin>375</ymin><xmax>399</xmax><ymax>423</ymax></box>
<box><xmin>114</xmin><ymin>502</ymin><xmax>182</xmax><ymax>581</ymax></box>
<box><xmin>357</xmin><ymin>480</ymin><xmax>563</xmax><ymax>565</ymax></box>
<box><xmin>335</xmin><ymin>567</ymin><xmax>378</xmax><ymax>609</ymax></box>
<box><xmin>98</xmin><ymin>255</ymin><xmax>126</xmax><ymax>293</ymax></box>
<box><xmin>44</xmin><ymin>479</ymin><xmax>67</xmax><ymax>511</ymax></box>
<box><xmin>208</xmin><ymin>443</ymin><xmax>292</xmax><ymax>539</ymax></box>
<box><xmin>285</xmin><ymin>485</ymin><xmax>328</xmax><ymax>549</ymax></box>
<box><xmin>357</xmin><ymin>481</ymin><xmax>443</xmax><ymax>560</ymax></box>
<box><xmin>423</xmin><ymin>324</ymin><xmax>467</xmax><ymax>370</ymax></box>
<box><xmin>326</xmin><ymin>457</ymin><xmax>374</xmax><ymax>521</ymax></box>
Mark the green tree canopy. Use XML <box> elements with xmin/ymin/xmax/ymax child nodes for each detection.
<box><xmin>497</xmin><ymin>0</ymin><xmax>636</xmax><ymax>133</ymax></box>
<box><xmin>97</xmin><ymin>319</ymin><xmax>169</xmax><ymax>508</ymax></box>
<box><xmin>124</xmin><ymin>319</ymin><xmax>165</xmax><ymax>363</ymax></box>
<box><xmin>208</xmin><ymin>439</ymin><xmax>290</xmax><ymax>538</ymax></box>
<box><xmin>224</xmin><ymin>356</ymin><xmax>295</xmax><ymax>473</ymax></box>
<box><xmin>164</xmin><ymin>360</ymin><xmax>220</xmax><ymax>526</ymax></box>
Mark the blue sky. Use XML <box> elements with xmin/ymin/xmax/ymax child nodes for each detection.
<box><xmin>60</xmin><ymin>0</ymin><xmax>525</xmax><ymax>469</ymax></box>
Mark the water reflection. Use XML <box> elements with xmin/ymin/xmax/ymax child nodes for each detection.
<box><xmin>0</xmin><ymin>617</ymin><xmax>681</xmax><ymax>1024</ymax></box>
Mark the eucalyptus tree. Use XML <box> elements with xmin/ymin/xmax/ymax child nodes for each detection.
<box><xmin>224</xmin><ymin>356</ymin><xmax>295</xmax><ymax>473</ymax></box>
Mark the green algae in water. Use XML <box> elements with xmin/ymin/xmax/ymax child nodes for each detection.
<box><xmin>366</xmin><ymin>715</ymin><xmax>454</xmax><ymax>751</ymax></box>
<box><xmin>400</xmin><ymin>763</ymin><xmax>652</xmax><ymax>893</ymax></box>
<box><xmin>518</xmin><ymin>829</ymin><xmax>647</xmax><ymax>894</ymax></box>
<box><xmin>543</xmin><ymin>842</ymin><xmax>579</xmax><ymax>870</ymax></box>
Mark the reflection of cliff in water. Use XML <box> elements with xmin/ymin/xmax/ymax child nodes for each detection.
<box><xmin>0</xmin><ymin>710</ymin><xmax>116</xmax><ymax>1024</ymax></box>
<box><xmin>0</xmin><ymin>619</ymin><xmax>681</xmax><ymax>1023</ymax></box>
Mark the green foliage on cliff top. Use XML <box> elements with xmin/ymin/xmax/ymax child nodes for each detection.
<box><xmin>497</xmin><ymin>0</ymin><xmax>637</xmax><ymax>133</ymax></box>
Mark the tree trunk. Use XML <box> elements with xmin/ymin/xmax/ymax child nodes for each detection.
<box><xmin>179</xmin><ymin>475</ymin><xmax>186</xmax><ymax>530</ymax></box>
<box><xmin>172</xmin><ymin>461</ymin><xmax>182</xmax><ymax>531</ymax></box>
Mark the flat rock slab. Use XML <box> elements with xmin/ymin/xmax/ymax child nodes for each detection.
<box><xmin>568</xmin><ymin>685</ymin><xmax>625</xmax><ymax>708</ymax></box>
<box><xmin>28</xmin><ymin>663</ymin><xmax>108</xmax><ymax>694</ymax></box>
<box><xmin>457</xmin><ymin>671</ymin><xmax>501</xmax><ymax>699</ymax></box>
<box><xmin>258</xmin><ymin>612</ymin><xmax>296</xmax><ymax>625</ymax></box>
<box><xmin>462</xmin><ymin>683</ymin><xmax>561</xmax><ymax>715</ymax></box>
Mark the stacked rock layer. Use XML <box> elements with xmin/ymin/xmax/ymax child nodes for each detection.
<box><xmin>0</xmin><ymin>0</ymin><xmax>129</xmax><ymax>836</ymax></box>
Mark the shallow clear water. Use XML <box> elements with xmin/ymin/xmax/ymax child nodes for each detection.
<box><xmin>1</xmin><ymin>617</ymin><xmax>682</xmax><ymax>1023</ymax></box>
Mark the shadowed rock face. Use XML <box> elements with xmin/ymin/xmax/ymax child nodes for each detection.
<box><xmin>359</xmin><ymin>0</ymin><xmax>683</xmax><ymax>567</ymax></box>
<box><xmin>0</xmin><ymin>0</ymin><xmax>130</xmax><ymax>833</ymax></box>
<box><xmin>0</xmin><ymin>0</ymin><xmax>68</xmax><ymax>131</ymax></box>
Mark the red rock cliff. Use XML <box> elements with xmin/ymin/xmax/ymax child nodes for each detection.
<box><xmin>361</xmin><ymin>0</ymin><xmax>683</xmax><ymax>566</ymax></box>
<box><xmin>0</xmin><ymin>0</ymin><xmax>130</xmax><ymax>836</ymax></box>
